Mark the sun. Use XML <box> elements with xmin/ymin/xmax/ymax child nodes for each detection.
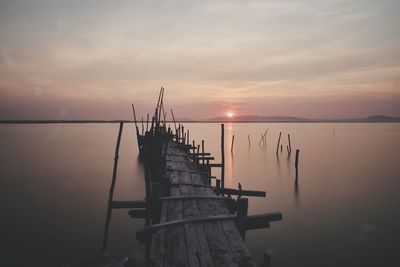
<box><xmin>226</xmin><ymin>112</ymin><xmax>234</xmax><ymax>118</ymax></box>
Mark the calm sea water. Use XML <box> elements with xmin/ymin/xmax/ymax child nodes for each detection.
<box><xmin>1</xmin><ymin>123</ymin><xmax>399</xmax><ymax>266</ymax></box>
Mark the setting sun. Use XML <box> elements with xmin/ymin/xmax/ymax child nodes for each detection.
<box><xmin>226</xmin><ymin>112</ymin><xmax>234</xmax><ymax>118</ymax></box>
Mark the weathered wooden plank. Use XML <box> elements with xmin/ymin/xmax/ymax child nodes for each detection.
<box><xmin>191</xmin><ymin>173</ymin><xmax>237</xmax><ymax>266</ymax></box>
<box><xmin>179</xmin><ymin>171</ymin><xmax>214</xmax><ymax>267</ymax></box>
<box><xmin>164</xmin><ymin>184</ymin><xmax>188</xmax><ymax>266</ymax></box>
<box><xmin>149</xmin><ymin>199</ymin><xmax>167</xmax><ymax>266</ymax></box>
<box><xmin>194</xmin><ymin>173</ymin><xmax>256</xmax><ymax>266</ymax></box>
<box><xmin>214</xmin><ymin>199</ymin><xmax>256</xmax><ymax>266</ymax></box>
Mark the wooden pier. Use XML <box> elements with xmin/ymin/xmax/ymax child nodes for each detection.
<box><xmin>103</xmin><ymin>88</ymin><xmax>282</xmax><ymax>266</ymax></box>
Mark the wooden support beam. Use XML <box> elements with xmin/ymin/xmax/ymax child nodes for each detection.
<box><xmin>241</xmin><ymin>212</ymin><xmax>282</xmax><ymax>231</ymax></box>
<box><xmin>160</xmin><ymin>195</ymin><xmax>231</xmax><ymax>201</ymax></box>
<box><xmin>215</xmin><ymin>187</ymin><xmax>266</xmax><ymax>197</ymax></box>
<box><xmin>128</xmin><ymin>209</ymin><xmax>147</xmax><ymax>219</ymax></box>
<box><xmin>208</xmin><ymin>163</ymin><xmax>223</xmax><ymax>167</ymax></box>
<box><xmin>110</xmin><ymin>200</ymin><xmax>146</xmax><ymax>209</ymax></box>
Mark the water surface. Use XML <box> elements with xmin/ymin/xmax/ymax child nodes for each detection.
<box><xmin>1</xmin><ymin>123</ymin><xmax>399</xmax><ymax>266</ymax></box>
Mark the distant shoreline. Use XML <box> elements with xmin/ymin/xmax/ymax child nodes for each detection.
<box><xmin>1</xmin><ymin>119</ymin><xmax>400</xmax><ymax>124</ymax></box>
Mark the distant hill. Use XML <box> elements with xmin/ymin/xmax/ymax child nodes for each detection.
<box><xmin>206</xmin><ymin>115</ymin><xmax>308</xmax><ymax>122</ymax></box>
<box><xmin>361</xmin><ymin>115</ymin><xmax>400</xmax><ymax>122</ymax></box>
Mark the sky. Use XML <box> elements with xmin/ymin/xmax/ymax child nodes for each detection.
<box><xmin>0</xmin><ymin>0</ymin><xmax>399</xmax><ymax>120</ymax></box>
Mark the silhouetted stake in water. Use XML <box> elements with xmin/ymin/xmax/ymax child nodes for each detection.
<box><xmin>259</xmin><ymin>129</ymin><xmax>268</xmax><ymax>147</ymax></box>
<box><xmin>146</xmin><ymin>113</ymin><xmax>149</xmax><ymax>132</ymax></box>
<box><xmin>231</xmin><ymin>134</ymin><xmax>235</xmax><ymax>154</ymax></box>
<box><xmin>288</xmin><ymin>134</ymin><xmax>292</xmax><ymax>155</ymax></box>
<box><xmin>221</xmin><ymin>124</ymin><xmax>225</xmax><ymax>190</ymax></box>
<box><xmin>263</xmin><ymin>129</ymin><xmax>268</xmax><ymax>146</ymax></box>
<box><xmin>202</xmin><ymin>140</ymin><xmax>205</xmax><ymax>164</ymax></box>
<box><xmin>102</xmin><ymin>122</ymin><xmax>123</xmax><ymax>252</ymax></box>
<box><xmin>276</xmin><ymin>131</ymin><xmax>282</xmax><ymax>155</ymax></box>
<box><xmin>131</xmin><ymin>104</ymin><xmax>141</xmax><ymax>153</ymax></box>
<box><xmin>141</xmin><ymin>117</ymin><xmax>144</xmax><ymax>135</ymax></box>
<box><xmin>170</xmin><ymin>108</ymin><xmax>177</xmax><ymax>133</ymax></box>
<box><xmin>295</xmin><ymin>149</ymin><xmax>300</xmax><ymax>178</ymax></box>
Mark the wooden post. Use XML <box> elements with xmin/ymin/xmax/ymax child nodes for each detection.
<box><xmin>231</xmin><ymin>134</ymin><xmax>235</xmax><ymax>154</ymax></box>
<box><xmin>237</xmin><ymin>198</ymin><xmax>249</xmax><ymax>240</ymax></box>
<box><xmin>170</xmin><ymin>109</ymin><xmax>177</xmax><ymax>134</ymax></box>
<box><xmin>295</xmin><ymin>149</ymin><xmax>300</xmax><ymax>178</ymax></box>
<box><xmin>131</xmin><ymin>104</ymin><xmax>138</xmax><ymax>128</ymax></box>
<box><xmin>216</xmin><ymin>179</ymin><xmax>221</xmax><ymax>195</ymax></box>
<box><xmin>192</xmin><ymin>140</ymin><xmax>196</xmax><ymax>155</ymax></box>
<box><xmin>197</xmin><ymin>145</ymin><xmax>200</xmax><ymax>163</ymax></box>
<box><xmin>259</xmin><ymin>134</ymin><xmax>264</xmax><ymax>146</ymax></box>
<box><xmin>276</xmin><ymin>132</ymin><xmax>282</xmax><ymax>155</ymax></box>
<box><xmin>146</xmin><ymin>113</ymin><xmax>149</xmax><ymax>132</ymax></box>
<box><xmin>221</xmin><ymin>124</ymin><xmax>225</xmax><ymax>190</ymax></box>
<box><xmin>181</xmin><ymin>126</ymin><xmax>185</xmax><ymax>144</ymax></box>
<box><xmin>141</xmin><ymin>117</ymin><xmax>144</xmax><ymax>135</ymax></box>
<box><xmin>187</xmin><ymin>129</ymin><xmax>190</xmax><ymax>145</ymax></box>
<box><xmin>201</xmin><ymin>140</ymin><xmax>205</xmax><ymax>164</ymax></box>
<box><xmin>263</xmin><ymin>129</ymin><xmax>267</xmax><ymax>146</ymax></box>
<box><xmin>262</xmin><ymin>251</ymin><xmax>271</xmax><ymax>267</ymax></box>
<box><xmin>102</xmin><ymin>122</ymin><xmax>124</xmax><ymax>252</ymax></box>
<box><xmin>288</xmin><ymin>134</ymin><xmax>292</xmax><ymax>154</ymax></box>
<box><xmin>280</xmin><ymin>144</ymin><xmax>282</xmax><ymax>152</ymax></box>
<box><xmin>248</xmin><ymin>134</ymin><xmax>250</xmax><ymax>147</ymax></box>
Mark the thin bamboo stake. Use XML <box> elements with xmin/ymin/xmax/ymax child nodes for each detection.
<box><xmin>295</xmin><ymin>149</ymin><xmax>300</xmax><ymax>178</ymax></box>
<box><xmin>231</xmin><ymin>134</ymin><xmax>235</xmax><ymax>154</ymax></box>
<box><xmin>170</xmin><ymin>109</ymin><xmax>177</xmax><ymax>133</ymax></box>
<box><xmin>221</xmin><ymin>124</ymin><xmax>225</xmax><ymax>189</ymax></box>
<box><xmin>202</xmin><ymin>140</ymin><xmax>205</xmax><ymax>164</ymax></box>
<box><xmin>146</xmin><ymin>113</ymin><xmax>149</xmax><ymax>132</ymax></box>
<box><xmin>276</xmin><ymin>132</ymin><xmax>282</xmax><ymax>155</ymax></box>
<box><xmin>131</xmin><ymin>104</ymin><xmax>138</xmax><ymax>128</ymax></box>
<box><xmin>102</xmin><ymin>122</ymin><xmax>124</xmax><ymax>252</ymax></box>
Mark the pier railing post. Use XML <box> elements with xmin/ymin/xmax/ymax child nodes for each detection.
<box><xmin>221</xmin><ymin>124</ymin><xmax>225</xmax><ymax>190</ymax></box>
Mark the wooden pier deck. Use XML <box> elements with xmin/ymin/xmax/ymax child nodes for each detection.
<box><xmin>148</xmin><ymin>141</ymin><xmax>255</xmax><ymax>266</ymax></box>
<box><xmin>99</xmin><ymin>88</ymin><xmax>283</xmax><ymax>266</ymax></box>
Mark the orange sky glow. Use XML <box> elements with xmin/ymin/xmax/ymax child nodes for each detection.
<box><xmin>0</xmin><ymin>0</ymin><xmax>399</xmax><ymax>120</ymax></box>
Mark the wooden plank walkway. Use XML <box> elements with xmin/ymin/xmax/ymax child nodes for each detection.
<box><xmin>148</xmin><ymin>141</ymin><xmax>256</xmax><ymax>267</ymax></box>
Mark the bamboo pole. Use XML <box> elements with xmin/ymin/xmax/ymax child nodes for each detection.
<box><xmin>146</xmin><ymin>113</ymin><xmax>149</xmax><ymax>132</ymax></box>
<box><xmin>202</xmin><ymin>140</ymin><xmax>205</xmax><ymax>164</ymax></box>
<box><xmin>102</xmin><ymin>122</ymin><xmax>124</xmax><ymax>252</ymax></box>
<box><xmin>170</xmin><ymin>109</ymin><xmax>177</xmax><ymax>134</ymax></box>
<box><xmin>295</xmin><ymin>149</ymin><xmax>300</xmax><ymax>178</ymax></box>
<box><xmin>231</xmin><ymin>134</ymin><xmax>235</xmax><ymax>154</ymax></box>
<box><xmin>131</xmin><ymin>104</ymin><xmax>138</xmax><ymax>128</ymax></box>
<box><xmin>221</xmin><ymin>124</ymin><xmax>225</xmax><ymax>189</ymax></box>
<box><xmin>276</xmin><ymin>132</ymin><xmax>282</xmax><ymax>155</ymax></box>
<box><xmin>141</xmin><ymin>117</ymin><xmax>144</xmax><ymax>135</ymax></box>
